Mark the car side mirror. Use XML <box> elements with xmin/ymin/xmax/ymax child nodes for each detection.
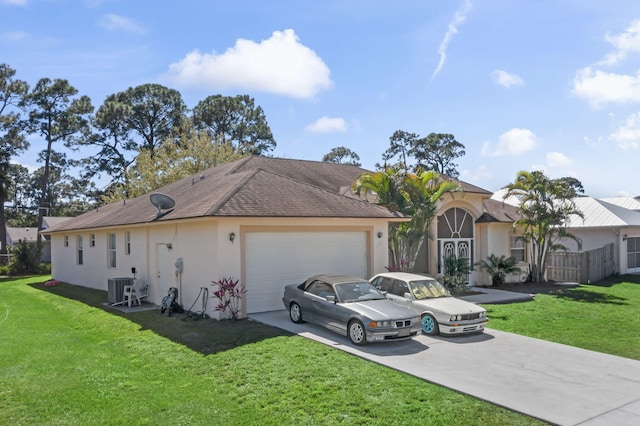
<box><xmin>404</xmin><ymin>292</ymin><xmax>412</xmax><ymax>299</ymax></box>
<box><xmin>326</xmin><ymin>295</ymin><xmax>336</xmax><ymax>303</ymax></box>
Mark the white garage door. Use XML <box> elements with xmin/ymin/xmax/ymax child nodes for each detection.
<box><xmin>244</xmin><ymin>231</ymin><xmax>368</xmax><ymax>313</ymax></box>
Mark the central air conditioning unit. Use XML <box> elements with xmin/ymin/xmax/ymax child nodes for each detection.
<box><xmin>107</xmin><ymin>277</ymin><xmax>134</xmax><ymax>303</ymax></box>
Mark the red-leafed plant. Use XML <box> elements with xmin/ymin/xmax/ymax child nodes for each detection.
<box><xmin>211</xmin><ymin>277</ymin><xmax>247</xmax><ymax>320</ymax></box>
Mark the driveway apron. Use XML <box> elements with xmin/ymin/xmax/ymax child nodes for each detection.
<box><xmin>250</xmin><ymin>310</ymin><xmax>640</xmax><ymax>426</ymax></box>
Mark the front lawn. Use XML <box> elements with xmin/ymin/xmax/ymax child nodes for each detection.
<box><xmin>485</xmin><ymin>275</ymin><xmax>640</xmax><ymax>360</ymax></box>
<box><xmin>0</xmin><ymin>276</ymin><xmax>542</xmax><ymax>425</ymax></box>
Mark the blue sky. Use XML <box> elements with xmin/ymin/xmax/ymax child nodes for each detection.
<box><xmin>4</xmin><ymin>0</ymin><xmax>640</xmax><ymax>198</ymax></box>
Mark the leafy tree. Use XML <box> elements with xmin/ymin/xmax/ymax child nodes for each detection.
<box><xmin>381</xmin><ymin>130</ymin><xmax>418</xmax><ymax>171</ymax></box>
<box><xmin>380</xmin><ymin>130</ymin><xmax>465</xmax><ymax>177</ymax></box>
<box><xmin>25</xmin><ymin>152</ymin><xmax>95</xmax><ymax>217</ymax></box>
<box><xmin>504</xmin><ymin>170</ymin><xmax>584</xmax><ymax>283</ymax></box>
<box><xmin>79</xmin><ymin>98</ymin><xmax>136</xmax><ymax>193</ymax></box>
<box><xmin>411</xmin><ymin>133</ymin><xmax>465</xmax><ymax>178</ymax></box>
<box><xmin>192</xmin><ymin>94</ymin><xmax>276</xmax><ymax>155</ymax></box>
<box><xmin>354</xmin><ymin>167</ymin><xmax>461</xmax><ymax>271</ymax></box>
<box><xmin>322</xmin><ymin>146</ymin><xmax>361</xmax><ymax>166</ymax></box>
<box><xmin>103</xmin><ymin>126</ymin><xmax>246</xmax><ymax>202</ymax></box>
<box><xmin>3</xmin><ymin>163</ymin><xmax>33</xmax><ymax>227</ymax></box>
<box><xmin>0</xmin><ymin>64</ymin><xmax>29</xmax><ymax>259</ymax></box>
<box><xmin>120</xmin><ymin>84</ymin><xmax>187</xmax><ymax>155</ymax></box>
<box><xmin>23</xmin><ymin>78</ymin><xmax>93</xmax><ymax>251</ymax></box>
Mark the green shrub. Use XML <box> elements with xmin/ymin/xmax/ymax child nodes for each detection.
<box><xmin>8</xmin><ymin>240</ymin><xmax>41</xmax><ymax>275</ymax></box>
<box><xmin>481</xmin><ymin>254</ymin><xmax>522</xmax><ymax>287</ymax></box>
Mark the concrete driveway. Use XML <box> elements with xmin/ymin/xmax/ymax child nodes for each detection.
<box><xmin>250</xmin><ymin>309</ymin><xmax>640</xmax><ymax>426</ymax></box>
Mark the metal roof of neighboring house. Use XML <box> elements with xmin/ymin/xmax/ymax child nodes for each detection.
<box><xmin>483</xmin><ymin>192</ymin><xmax>640</xmax><ymax>228</ymax></box>
<box><xmin>565</xmin><ymin>197</ymin><xmax>640</xmax><ymax>228</ymax></box>
<box><xmin>599</xmin><ymin>197</ymin><xmax>640</xmax><ymax>211</ymax></box>
<box><xmin>43</xmin><ymin>156</ymin><xmax>411</xmax><ymax>233</ymax></box>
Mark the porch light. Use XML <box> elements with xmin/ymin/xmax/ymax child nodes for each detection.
<box><xmin>229</xmin><ymin>232</ymin><xmax>236</xmax><ymax>244</ymax></box>
<box><xmin>377</xmin><ymin>231</ymin><xmax>383</xmax><ymax>238</ymax></box>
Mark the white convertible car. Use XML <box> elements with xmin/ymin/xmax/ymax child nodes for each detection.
<box><xmin>370</xmin><ymin>272</ymin><xmax>488</xmax><ymax>336</ymax></box>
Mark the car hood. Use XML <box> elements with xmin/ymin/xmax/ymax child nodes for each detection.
<box><xmin>413</xmin><ymin>297</ymin><xmax>485</xmax><ymax>315</ymax></box>
<box><xmin>347</xmin><ymin>299</ymin><xmax>417</xmax><ymax>320</ymax></box>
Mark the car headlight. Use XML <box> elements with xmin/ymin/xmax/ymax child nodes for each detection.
<box><xmin>369</xmin><ymin>320</ymin><xmax>392</xmax><ymax>327</ymax></box>
<box><xmin>450</xmin><ymin>315</ymin><xmax>461</xmax><ymax>321</ymax></box>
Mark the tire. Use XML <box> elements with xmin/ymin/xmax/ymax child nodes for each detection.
<box><xmin>421</xmin><ymin>314</ymin><xmax>439</xmax><ymax>336</ymax></box>
<box><xmin>348</xmin><ymin>320</ymin><xmax>367</xmax><ymax>346</ymax></box>
<box><xmin>289</xmin><ymin>302</ymin><xmax>303</xmax><ymax>323</ymax></box>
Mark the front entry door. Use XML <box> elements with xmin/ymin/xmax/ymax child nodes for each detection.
<box><xmin>440</xmin><ymin>239</ymin><xmax>473</xmax><ymax>284</ymax></box>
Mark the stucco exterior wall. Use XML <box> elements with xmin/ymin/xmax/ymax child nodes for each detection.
<box><xmin>49</xmin><ymin>216</ymin><xmax>390</xmax><ymax>319</ymax></box>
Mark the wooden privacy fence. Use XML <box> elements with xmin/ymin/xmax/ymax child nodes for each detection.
<box><xmin>546</xmin><ymin>243</ymin><xmax>615</xmax><ymax>284</ymax></box>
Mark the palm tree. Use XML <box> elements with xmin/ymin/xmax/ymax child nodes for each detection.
<box><xmin>504</xmin><ymin>171</ymin><xmax>583</xmax><ymax>282</ymax></box>
<box><xmin>480</xmin><ymin>254</ymin><xmax>522</xmax><ymax>287</ymax></box>
<box><xmin>354</xmin><ymin>166</ymin><xmax>461</xmax><ymax>271</ymax></box>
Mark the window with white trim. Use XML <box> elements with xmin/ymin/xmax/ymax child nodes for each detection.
<box><xmin>510</xmin><ymin>236</ymin><xmax>525</xmax><ymax>262</ymax></box>
<box><xmin>125</xmin><ymin>231</ymin><xmax>131</xmax><ymax>255</ymax></box>
<box><xmin>77</xmin><ymin>235</ymin><xmax>83</xmax><ymax>265</ymax></box>
<box><xmin>107</xmin><ymin>233</ymin><xmax>116</xmax><ymax>268</ymax></box>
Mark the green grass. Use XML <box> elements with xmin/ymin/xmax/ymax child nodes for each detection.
<box><xmin>485</xmin><ymin>275</ymin><xmax>640</xmax><ymax>360</ymax></box>
<box><xmin>0</xmin><ymin>276</ymin><xmax>543</xmax><ymax>426</ymax></box>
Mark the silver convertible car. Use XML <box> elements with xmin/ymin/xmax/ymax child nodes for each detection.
<box><xmin>370</xmin><ymin>272</ymin><xmax>488</xmax><ymax>336</ymax></box>
<box><xmin>282</xmin><ymin>274</ymin><xmax>421</xmax><ymax>346</ymax></box>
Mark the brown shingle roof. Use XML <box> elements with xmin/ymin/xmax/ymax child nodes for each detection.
<box><xmin>45</xmin><ymin>156</ymin><xmax>403</xmax><ymax>233</ymax></box>
<box><xmin>476</xmin><ymin>198</ymin><xmax>522</xmax><ymax>223</ymax></box>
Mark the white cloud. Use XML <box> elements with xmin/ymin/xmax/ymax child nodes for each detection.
<box><xmin>572</xmin><ymin>67</ymin><xmax>640</xmax><ymax>107</ymax></box>
<box><xmin>99</xmin><ymin>14</ymin><xmax>146</xmax><ymax>35</ymax></box>
<box><xmin>305</xmin><ymin>116</ymin><xmax>347</xmax><ymax>133</ymax></box>
<box><xmin>2</xmin><ymin>30</ymin><xmax>28</xmax><ymax>41</ymax></box>
<box><xmin>459</xmin><ymin>165</ymin><xmax>492</xmax><ymax>182</ymax></box>
<box><xmin>598</xmin><ymin>19</ymin><xmax>640</xmax><ymax>66</ymax></box>
<box><xmin>546</xmin><ymin>152</ymin><xmax>571</xmax><ymax>167</ymax></box>
<box><xmin>430</xmin><ymin>0</ymin><xmax>473</xmax><ymax>81</ymax></box>
<box><xmin>490</xmin><ymin>69</ymin><xmax>524</xmax><ymax>88</ymax></box>
<box><xmin>1</xmin><ymin>0</ymin><xmax>28</xmax><ymax>5</ymax></box>
<box><xmin>609</xmin><ymin>112</ymin><xmax>640</xmax><ymax>150</ymax></box>
<box><xmin>483</xmin><ymin>128</ymin><xmax>537</xmax><ymax>157</ymax></box>
<box><xmin>162</xmin><ymin>29</ymin><xmax>332</xmax><ymax>99</ymax></box>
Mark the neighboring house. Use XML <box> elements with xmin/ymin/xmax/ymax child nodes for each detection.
<box><xmin>563</xmin><ymin>197</ymin><xmax>640</xmax><ymax>275</ymax></box>
<box><xmin>6</xmin><ymin>226</ymin><xmax>38</xmax><ymax>248</ymax></box>
<box><xmin>41</xmin><ymin>217</ymin><xmax>71</xmax><ymax>262</ymax></box>
<box><xmin>492</xmin><ymin>193</ymin><xmax>640</xmax><ymax>279</ymax></box>
<box><xmin>43</xmin><ymin>156</ymin><xmax>406</xmax><ymax>318</ymax></box>
<box><xmin>5</xmin><ymin>217</ymin><xmax>70</xmax><ymax>263</ymax></box>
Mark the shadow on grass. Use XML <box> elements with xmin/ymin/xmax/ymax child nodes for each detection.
<box><xmin>29</xmin><ymin>281</ymin><xmax>293</xmax><ymax>356</ymax></box>
<box><xmin>547</xmin><ymin>288</ymin><xmax>628</xmax><ymax>305</ymax></box>
<box><xmin>497</xmin><ymin>275</ymin><xmax>636</xmax><ymax>306</ymax></box>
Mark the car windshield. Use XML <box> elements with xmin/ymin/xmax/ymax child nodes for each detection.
<box><xmin>409</xmin><ymin>279</ymin><xmax>451</xmax><ymax>299</ymax></box>
<box><xmin>335</xmin><ymin>282</ymin><xmax>386</xmax><ymax>302</ymax></box>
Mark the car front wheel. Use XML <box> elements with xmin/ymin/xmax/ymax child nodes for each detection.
<box><xmin>348</xmin><ymin>320</ymin><xmax>366</xmax><ymax>346</ymax></box>
<box><xmin>422</xmin><ymin>314</ymin><xmax>439</xmax><ymax>336</ymax></box>
<box><xmin>289</xmin><ymin>302</ymin><xmax>303</xmax><ymax>323</ymax></box>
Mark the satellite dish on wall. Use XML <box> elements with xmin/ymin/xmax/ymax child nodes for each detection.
<box><xmin>150</xmin><ymin>193</ymin><xmax>175</xmax><ymax>218</ymax></box>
